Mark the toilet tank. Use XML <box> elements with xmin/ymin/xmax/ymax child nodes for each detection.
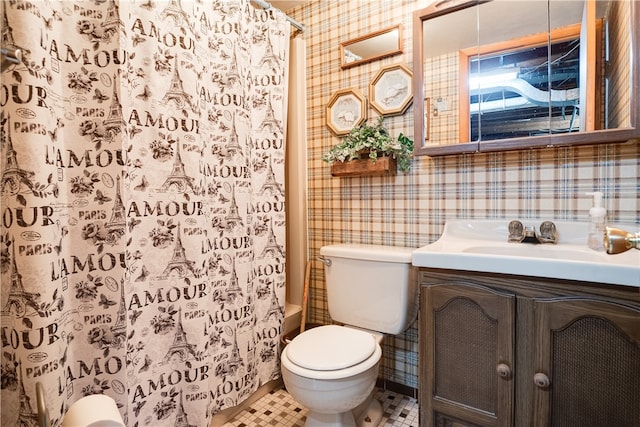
<box><xmin>320</xmin><ymin>244</ymin><xmax>418</xmax><ymax>335</ymax></box>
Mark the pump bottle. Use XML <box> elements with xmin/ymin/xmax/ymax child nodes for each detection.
<box><xmin>586</xmin><ymin>192</ymin><xmax>606</xmax><ymax>251</ymax></box>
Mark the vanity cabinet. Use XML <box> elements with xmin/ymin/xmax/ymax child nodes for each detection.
<box><xmin>419</xmin><ymin>269</ymin><xmax>640</xmax><ymax>427</ymax></box>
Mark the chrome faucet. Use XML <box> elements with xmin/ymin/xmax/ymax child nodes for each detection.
<box><xmin>508</xmin><ymin>220</ymin><xmax>557</xmax><ymax>244</ymax></box>
<box><xmin>604</xmin><ymin>227</ymin><xmax>640</xmax><ymax>254</ymax></box>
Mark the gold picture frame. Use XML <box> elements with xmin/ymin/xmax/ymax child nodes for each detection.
<box><xmin>326</xmin><ymin>88</ymin><xmax>368</xmax><ymax>136</ymax></box>
<box><xmin>369</xmin><ymin>63</ymin><xmax>413</xmax><ymax>116</ymax></box>
<box><xmin>340</xmin><ymin>25</ymin><xmax>403</xmax><ymax>69</ymax></box>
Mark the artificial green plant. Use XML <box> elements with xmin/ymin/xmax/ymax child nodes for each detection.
<box><xmin>322</xmin><ymin>117</ymin><xmax>414</xmax><ymax>172</ymax></box>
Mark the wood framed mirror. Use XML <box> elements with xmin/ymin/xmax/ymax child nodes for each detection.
<box><xmin>412</xmin><ymin>0</ymin><xmax>640</xmax><ymax>156</ymax></box>
<box><xmin>340</xmin><ymin>25</ymin><xmax>403</xmax><ymax>69</ymax></box>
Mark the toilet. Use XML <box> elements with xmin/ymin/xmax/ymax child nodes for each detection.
<box><xmin>281</xmin><ymin>244</ymin><xmax>418</xmax><ymax>427</ymax></box>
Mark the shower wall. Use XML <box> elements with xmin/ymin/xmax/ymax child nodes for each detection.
<box><xmin>285</xmin><ymin>36</ymin><xmax>308</xmax><ymax>334</ymax></box>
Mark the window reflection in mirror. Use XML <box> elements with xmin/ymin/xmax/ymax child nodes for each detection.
<box><xmin>473</xmin><ymin>39</ymin><xmax>580</xmax><ymax>140</ymax></box>
<box><xmin>340</xmin><ymin>25</ymin><xmax>402</xmax><ymax>69</ymax></box>
<box><xmin>468</xmin><ymin>28</ymin><xmax>584</xmax><ymax>141</ymax></box>
<box><xmin>474</xmin><ymin>0</ymin><xmax>549</xmax><ymax>142</ymax></box>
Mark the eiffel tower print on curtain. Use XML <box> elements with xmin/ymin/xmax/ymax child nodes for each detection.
<box><xmin>225</xmin><ymin>115</ymin><xmax>244</xmax><ymax>158</ymax></box>
<box><xmin>258</xmin><ymin>95</ymin><xmax>281</xmax><ymax>132</ymax></box>
<box><xmin>105</xmin><ymin>175</ymin><xmax>126</xmax><ymax>242</ymax></box>
<box><xmin>108</xmin><ymin>281</ymin><xmax>128</xmax><ymax>349</ymax></box>
<box><xmin>101</xmin><ymin>0</ymin><xmax>125</xmax><ymax>41</ymax></box>
<box><xmin>161</xmin><ymin>143</ymin><xmax>195</xmax><ymax>193</ymax></box>
<box><xmin>258</xmin><ymin>34</ymin><xmax>280</xmax><ymax>70</ymax></box>
<box><xmin>160</xmin><ymin>225</ymin><xmax>196</xmax><ymax>279</ymax></box>
<box><xmin>163</xmin><ymin>308</ymin><xmax>198</xmax><ymax>364</ymax></box>
<box><xmin>2</xmin><ymin>238</ymin><xmax>40</xmax><ymax>317</ymax></box>
<box><xmin>160</xmin><ymin>0</ymin><xmax>195</xmax><ymax>33</ymax></box>
<box><xmin>225</xmin><ymin>185</ymin><xmax>244</xmax><ymax>230</ymax></box>
<box><xmin>226</xmin><ymin>45</ymin><xmax>241</xmax><ymax>86</ymax></box>
<box><xmin>102</xmin><ymin>75</ymin><xmax>127</xmax><ymax>139</ymax></box>
<box><xmin>173</xmin><ymin>390</ymin><xmax>196</xmax><ymax>427</ymax></box>
<box><xmin>260</xmin><ymin>219</ymin><xmax>284</xmax><ymax>259</ymax></box>
<box><xmin>264</xmin><ymin>282</ymin><xmax>283</xmax><ymax>321</ymax></box>
<box><xmin>162</xmin><ymin>57</ymin><xmax>196</xmax><ymax>112</ymax></box>
<box><xmin>225</xmin><ymin>256</ymin><xmax>243</xmax><ymax>304</ymax></box>
<box><xmin>227</xmin><ymin>331</ymin><xmax>244</xmax><ymax>375</ymax></box>
<box><xmin>1</xmin><ymin>115</ymin><xmax>36</xmax><ymax>195</ymax></box>
<box><xmin>259</xmin><ymin>157</ymin><xmax>284</xmax><ymax>197</ymax></box>
<box><xmin>14</xmin><ymin>360</ymin><xmax>40</xmax><ymax>427</ymax></box>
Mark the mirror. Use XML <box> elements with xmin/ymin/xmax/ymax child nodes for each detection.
<box><xmin>470</xmin><ymin>1</ymin><xmax>587</xmax><ymax>140</ymax></box>
<box><xmin>412</xmin><ymin>0</ymin><xmax>640</xmax><ymax>156</ymax></box>
<box><xmin>340</xmin><ymin>25</ymin><xmax>403</xmax><ymax>69</ymax></box>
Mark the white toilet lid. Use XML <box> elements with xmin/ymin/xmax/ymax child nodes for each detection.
<box><xmin>287</xmin><ymin>325</ymin><xmax>377</xmax><ymax>371</ymax></box>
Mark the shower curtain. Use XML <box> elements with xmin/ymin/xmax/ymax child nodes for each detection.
<box><xmin>1</xmin><ymin>1</ymin><xmax>289</xmax><ymax>426</ymax></box>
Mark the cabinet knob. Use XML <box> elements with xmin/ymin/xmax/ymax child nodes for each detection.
<box><xmin>534</xmin><ymin>372</ymin><xmax>551</xmax><ymax>389</ymax></box>
<box><xmin>496</xmin><ymin>363</ymin><xmax>512</xmax><ymax>379</ymax></box>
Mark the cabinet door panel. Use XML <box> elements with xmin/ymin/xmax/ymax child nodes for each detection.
<box><xmin>533</xmin><ymin>298</ymin><xmax>640</xmax><ymax>427</ymax></box>
<box><xmin>422</xmin><ymin>283</ymin><xmax>515</xmax><ymax>427</ymax></box>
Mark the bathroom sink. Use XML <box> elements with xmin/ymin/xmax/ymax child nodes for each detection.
<box><xmin>462</xmin><ymin>244</ymin><xmax>606</xmax><ymax>262</ymax></box>
<box><xmin>412</xmin><ymin>219</ymin><xmax>640</xmax><ymax>287</ymax></box>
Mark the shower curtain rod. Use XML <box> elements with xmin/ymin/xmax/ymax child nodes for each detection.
<box><xmin>251</xmin><ymin>0</ymin><xmax>306</xmax><ymax>32</ymax></box>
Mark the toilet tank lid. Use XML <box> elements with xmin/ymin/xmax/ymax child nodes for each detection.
<box><xmin>320</xmin><ymin>244</ymin><xmax>415</xmax><ymax>263</ymax></box>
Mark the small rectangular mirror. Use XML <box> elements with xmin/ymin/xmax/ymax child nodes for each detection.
<box><xmin>340</xmin><ymin>25</ymin><xmax>402</xmax><ymax>69</ymax></box>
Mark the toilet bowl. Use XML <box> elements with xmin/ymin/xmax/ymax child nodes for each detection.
<box><xmin>281</xmin><ymin>325</ymin><xmax>383</xmax><ymax>427</ymax></box>
<box><xmin>280</xmin><ymin>244</ymin><xmax>417</xmax><ymax>427</ymax></box>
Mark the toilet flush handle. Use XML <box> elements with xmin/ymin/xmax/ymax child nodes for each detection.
<box><xmin>317</xmin><ymin>256</ymin><xmax>332</xmax><ymax>267</ymax></box>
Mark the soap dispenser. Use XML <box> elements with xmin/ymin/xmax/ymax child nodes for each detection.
<box><xmin>586</xmin><ymin>191</ymin><xmax>606</xmax><ymax>251</ymax></box>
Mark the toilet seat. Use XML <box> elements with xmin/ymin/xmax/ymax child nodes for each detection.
<box><xmin>281</xmin><ymin>325</ymin><xmax>382</xmax><ymax>380</ymax></box>
<box><xmin>287</xmin><ymin>325</ymin><xmax>376</xmax><ymax>370</ymax></box>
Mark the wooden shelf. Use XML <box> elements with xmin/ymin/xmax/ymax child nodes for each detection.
<box><xmin>330</xmin><ymin>156</ymin><xmax>397</xmax><ymax>177</ymax></box>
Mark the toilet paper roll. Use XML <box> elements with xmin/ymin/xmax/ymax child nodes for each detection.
<box><xmin>61</xmin><ymin>394</ymin><xmax>125</xmax><ymax>427</ymax></box>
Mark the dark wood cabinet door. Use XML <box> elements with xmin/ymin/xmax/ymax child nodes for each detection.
<box><xmin>421</xmin><ymin>283</ymin><xmax>515</xmax><ymax>427</ymax></box>
<box><xmin>533</xmin><ymin>297</ymin><xmax>640</xmax><ymax>427</ymax></box>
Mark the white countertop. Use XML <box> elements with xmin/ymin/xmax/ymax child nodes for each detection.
<box><xmin>412</xmin><ymin>219</ymin><xmax>640</xmax><ymax>287</ymax></box>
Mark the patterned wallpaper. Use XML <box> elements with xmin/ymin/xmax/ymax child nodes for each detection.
<box><xmin>608</xmin><ymin>0</ymin><xmax>631</xmax><ymax>128</ymax></box>
<box><xmin>285</xmin><ymin>0</ymin><xmax>640</xmax><ymax>391</ymax></box>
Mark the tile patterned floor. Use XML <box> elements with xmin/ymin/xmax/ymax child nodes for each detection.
<box><xmin>222</xmin><ymin>387</ymin><xmax>419</xmax><ymax>427</ymax></box>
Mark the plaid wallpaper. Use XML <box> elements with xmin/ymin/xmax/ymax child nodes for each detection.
<box><xmin>425</xmin><ymin>51</ymin><xmax>461</xmax><ymax>144</ymax></box>
<box><xmin>608</xmin><ymin>0</ymin><xmax>632</xmax><ymax>128</ymax></box>
<box><xmin>285</xmin><ymin>0</ymin><xmax>640</xmax><ymax>391</ymax></box>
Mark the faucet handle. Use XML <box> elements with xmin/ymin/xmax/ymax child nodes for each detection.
<box><xmin>538</xmin><ymin>221</ymin><xmax>557</xmax><ymax>244</ymax></box>
<box><xmin>508</xmin><ymin>220</ymin><xmax>524</xmax><ymax>242</ymax></box>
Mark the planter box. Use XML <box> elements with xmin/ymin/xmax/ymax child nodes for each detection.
<box><xmin>330</xmin><ymin>156</ymin><xmax>397</xmax><ymax>177</ymax></box>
